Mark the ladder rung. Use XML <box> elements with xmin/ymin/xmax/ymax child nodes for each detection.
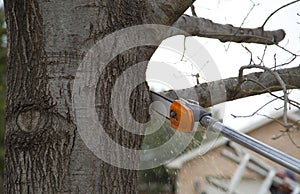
<box><xmin>228</xmin><ymin>154</ymin><xmax>251</xmax><ymax>194</ymax></box>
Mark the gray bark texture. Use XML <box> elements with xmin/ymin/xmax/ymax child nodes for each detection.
<box><xmin>174</xmin><ymin>15</ymin><xmax>285</xmax><ymax>44</ymax></box>
<box><xmin>3</xmin><ymin>0</ymin><xmax>291</xmax><ymax>193</ymax></box>
<box><xmin>4</xmin><ymin>0</ymin><xmax>152</xmax><ymax>193</ymax></box>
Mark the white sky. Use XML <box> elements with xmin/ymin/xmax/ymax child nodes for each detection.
<box><xmin>147</xmin><ymin>0</ymin><xmax>300</xmax><ymax>130</ymax></box>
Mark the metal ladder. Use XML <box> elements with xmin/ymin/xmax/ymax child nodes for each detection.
<box><xmin>219</xmin><ymin>141</ymin><xmax>300</xmax><ymax>194</ymax></box>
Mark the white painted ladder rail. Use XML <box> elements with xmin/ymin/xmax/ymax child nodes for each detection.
<box><xmin>228</xmin><ymin>153</ymin><xmax>251</xmax><ymax>194</ymax></box>
<box><xmin>221</xmin><ymin>142</ymin><xmax>300</xmax><ymax>194</ymax></box>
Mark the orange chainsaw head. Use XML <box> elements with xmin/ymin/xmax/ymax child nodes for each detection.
<box><xmin>170</xmin><ymin>100</ymin><xmax>194</xmax><ymax>132</ymax></box>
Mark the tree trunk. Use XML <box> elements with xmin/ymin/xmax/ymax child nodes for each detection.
<box><xmin>4</xmin><ymin>0</ymin><xmax>156</xmax><ymax>193</ymax></box>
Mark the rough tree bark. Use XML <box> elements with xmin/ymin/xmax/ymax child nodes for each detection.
<box><xmin>3</xmin><ymin>0</ymin><xmax>291</xmax><ymax>193</ymax></box>
<box><xmin>4</xmin><ymin>0</ymin><xmax>154</xmax><ymax>193</ymax></box>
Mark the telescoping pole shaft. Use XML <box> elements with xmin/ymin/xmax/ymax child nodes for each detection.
<box><xmin>200</xmin><ymin>116</ymin><xmax>300</xmax><ymax>174</ymax></box>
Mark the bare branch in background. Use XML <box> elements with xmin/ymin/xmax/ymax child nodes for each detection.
<box><xmin>180</xmin><ymin>36</ymin><xmax>187</xmax><ymax>61</ymax></box>
<box><xmin>240</xmin><ymin>78</ymin><xmax>300</xmax><ymax>109</ymax></box>
<box><xmin>231</xmin><ymin>98</ymin><xmax>278</xmax><ymax>118</ymax></box>
<box><xmin>262</xmin><ymin>0</ymin><xmax>300</xmax><ymax>28</ymax></box>
<box><xmin>225</xmin><ymin>0</ymin><xmax>257</xmax><ymax>50</ymax></box>
<box><xmin>237</xmin><ymin>47</ymin><xmax>289</xmax><ymax>128</ymax></box>
<box><xmin>273</xmin><ymin>43</ymin><xmax>300</xmax><ymax>58</ymax></box>
<box><xmin>254</xmin><ymin>114</ymin><xmax>299</xmax><ymax>148</ymax></box>
<box><xmin>238</xmin><ymin>64</ymin><xmax>289</xmax><ymax>125</ymax></box>
<box><xmin>230</xmin><ymin>44</ymin><xmax>300</xmax><ymax>145</ymax></box>
<box><xmin>272</xmin><ymin>121</ymin><xmax>300</xmax><ymax>149</ymax></box>
<box><xmin>271</xmin><ymin>55</ymin><xmax>298</xmax><ymax>70</ymax></box>
<box><xmin>257</xmin><ymin>45</ymin><xmax>268</xmax><ymax>66</ymax></box>
<box><xmin>241</xmin><ymin>0</ymin><xmax>257</xmax><ymax>27</ymax></box>
<box><xmin>287</xmin><ymin>132</ymin><xmax>300</xmax><ymax>149</ymax></box>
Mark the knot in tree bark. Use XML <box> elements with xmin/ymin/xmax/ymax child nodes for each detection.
<box><xmin>17</xmin><ymin>109</ymin><xmax>43</xmax><ymax>132</ymax></box>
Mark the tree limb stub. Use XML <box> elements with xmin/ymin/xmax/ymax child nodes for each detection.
<box><xmin>145</xmin><ymin>0</ymin><xmax>196</xmax><ymax>25</ymax></box>
<box><xmin>164</xmin><ymin>66</ymin><xmax>300</xmax><ymax>108</ymax></box>
<box><xmin>174</xmin><ymin>15</ymin><xmax>285</xmax><ymax>45</ymax></box>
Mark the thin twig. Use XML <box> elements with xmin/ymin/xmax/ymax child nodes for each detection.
<box><xmin>241</xmin><ymin>0</ymin><xmax>256</xmax><ymax>28</ymax></box>
<box><xmin>225</xmin><ymin>0</ymin><xmax>257</xmax><ymax>51</ymax></box>
<box><xmin>238</xmin><ymin>64</ymin><xmax>289</xmax><ymax>127</ymax></box>
<box><xmin>190</xmin><ymin>5</ymin><xmax>198</xmax><ymax>17</ymax></box>
<box><xmin>270</xmin><ymin>55</ymin><xmax>297</xmax><ymax>70</ymax></box>
<box><xmin>272</xmin><ymin>123</ymin><xmax>300</xmax><ymax>149</ymax></box>
<box><xmin>273</xmin><ymin>54</ymin><xmax>277</xmax><ymax>69</ymax></box>
<box><xmin>239</xmin><ymin>77</ymin><xmax>300</xmax><ymax>109</ymax></box>
<box><xmin>257</xmin><ymin>45</ymin><xmax>268</xmax><ymax>66</ymax></box>
<box><xmin>256</xmin><ymin>113</ymin><xmax>285</xmax><ymax>126</ymax></box>
<box><xmin>231</xmin><ymin>98</ymin><xmax>277</xmax><ymax>118</ymax></box>
<box><xmin>274</xmin><ymin>42</ymin><xmax>300</xmax><ymax>57</ymax></box>
<box><xmin>287</xmin><ymin>131</ymin><xmax>300</xmax><ymax>149</ymax></box>
<box><xmin>180</xmin><ymin>36</ymin><xmax>187</xmax><ymax>61</ymax></box>
<box><xmin>262</xmin><ymin>0</ymin><xmax>300</xmax><ymax>28</ymax></box>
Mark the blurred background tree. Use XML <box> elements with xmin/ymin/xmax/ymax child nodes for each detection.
<box><xmin>0</xmin><ymin>7</ymin><xmax>7</xmax><ymax>172</ymax></box>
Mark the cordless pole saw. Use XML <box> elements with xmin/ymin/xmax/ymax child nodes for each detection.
<box><xmin>150</xmin><ymin>91</ymin><xmax>300</xmax><ymax>174</ymax></box>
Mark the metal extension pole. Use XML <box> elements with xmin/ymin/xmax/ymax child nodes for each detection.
<box><xmin>200</xmin><ymin>116</ymin><xmax>300</xmax><ymax>174</ymax></box>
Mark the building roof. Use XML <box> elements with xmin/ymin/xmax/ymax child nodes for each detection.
<box><xmin>166</xmin><ymin>110</ymin><xmax>299</xmax><ymax>169</ymax></box>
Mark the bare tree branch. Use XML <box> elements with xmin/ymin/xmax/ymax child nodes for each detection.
<box><xmin>262</xmin><ymin>0</ymin><xmax>300</xmax><ymax>28</ymax></box>
<box><xmin>287</xmin><ymin>132</ymin><xmax>300</xmax><ymax>149</ymax></box>
<box><xmin>231</xmin><ymin>97</ymin><xmax>278</xmax><ymax>118</ymax></box>
<box><xmin>173</xmin><ymin>15</ymin><xmax>285</xmax><ymax>45</ymax></box>
<box><xmin>272</xmin><ymin>122</ymin><xmax>300</xmax><ymax>149</ymax></box>
<box><xmin>163</xmin><ymin>66</ymin><xmax>300</xmax><ymax>108</ymax></box>
<box><xmin>238</xmin><ymin>78</ymin><xmax>300</xmax><ymax>109</ymax></box>
<box><xmin>238</xmin><ymin>64</ymin><xmax>289</xmax><ymax>127</ymax></box>
<box><xmin>145</xmin><ymin>1</ymin><xmax>286</xmax><ymax>45</ymax></box>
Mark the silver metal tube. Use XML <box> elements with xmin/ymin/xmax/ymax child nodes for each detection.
<box><xmin>200</xmin><ymin>116</ymin><xmax>300</xmax><ymax>174</ymax></box>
